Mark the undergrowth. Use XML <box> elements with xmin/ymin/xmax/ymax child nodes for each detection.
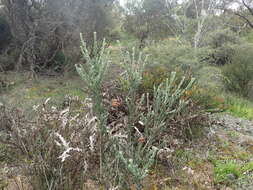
<box><xmin>225</xmin><ymin>95</ymin><xmax>253</xmax><ymax>120</ymax></box>
<box><xmin>214</xmin><ymin>160</ymin><xmax>253</xmax><ymax>185</ymax></box>
<box><xmin>0</xmin><ymin>33</ymin><xmax>209</xmax><ymax>190</ymax></box>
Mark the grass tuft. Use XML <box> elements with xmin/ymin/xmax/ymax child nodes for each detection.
<box><xmin>225</xmin><ymin>95</ymin><xmax>253</xmax><ymax>120</ymax></box>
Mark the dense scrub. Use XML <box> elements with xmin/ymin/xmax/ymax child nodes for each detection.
<box><xmin>222</xmin><ymin>44</ymin><xmax>253</xmax><ymax>98</ymax></box>
<box><xmin>0</xmin><ymin>35</ymin><xmax>210</xmax><ymax>190</ymax></box>
<box><xmin>1</xmin><ymin>0</ymin><xmax>253</xmax><ymax>189</ymax></box>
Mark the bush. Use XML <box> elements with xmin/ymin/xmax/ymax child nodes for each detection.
<box><xmin>244</xmin><ymin>31</ymin><xmax>253</xmax><ymax>43</ymax></box>
<box><xmin>140</xmin><ymin>65</ymin><xmax>194</xmax><ymax>95</ymax></box>
<box><xmin>222</xmin><ymin>44</ymin><xmax>253</xmax><ymax>97</ymax></box>
<box><xmin>143</xmin><ymin>39</ymin><xmax>207</xmax><ymax>74</ymax></box>
<box><xmin>52</xmin><ymin>50</ymin><xmax>67</xmax><ymax>72</ymax></box>
<box><xmin>0</xmin><ymin>98</ymin><xmax>95</xmax><ymax>190</ymax></box>
<box><xmin>188</xmin><ymin>87</ymin><xmax>226</xmax><ymax>113</ymax></box>
<box><xmin>204</xmin><ymin>29</ymin><xmax>240</xmax><ymax>49</ymax></box>
<box><xmin>0</xmin><ymin>15</ymin><xmax>11</xmax><ymax>50</ymax></box>
<box><xmin>207</xmin><ymin>44</ymin><xmax>235</xmax><ymax>65</ymax></box>
<box><xmin>141</xmin><ymin>65</ymin><xmax>170</xmax><ymax>93</ymax></box>
<box><xmin>0</xmin><ymin>50</ymin><xmax>19</xmax><ymax>71</ymax></box>
<box><xmin>1</xmin><ymin>34</ymin><xmax>209</xmax><ymax>190</ymax></box>
<box><xmin>202</xmin><ymin>29</ymin><xmax>241</xmax><ymax>65</ymax></box>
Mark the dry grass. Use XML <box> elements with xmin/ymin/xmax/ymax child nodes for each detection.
<box><xmin>0</xmin><ymin>72</ymin><xmax>85</xmax><ymax>116</ymax></box>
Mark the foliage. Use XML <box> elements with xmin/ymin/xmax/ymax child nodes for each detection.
<box><xmin>214</xmin><ymin>160</ymin><xmax>242</xmax><ymax>184</ymax></box>
<box><xmin>123</xmin><ymin>0</ymin><xmax>176</xmax><ymax>44</ymax></box>
<box><xmin>0</xmin><ymin>27</ymin><xmax>211</xmax><ymax>190</ymax></box>
<box><xmin>245</xmin><ymin>31</ymin><xmax>253</xmax><ymax>43</ymax></box>
<box><xmin>0</xmin><ymin>97</ymin><xmax>95</xmax><ymax>190</ymax></box>
<box><xmin>1</xmin><ymin>0</ymin><xmax>118</xmax><ymax>72</ymax></box>
<box><xmin>241</xmin><ymin>161</ymin><xmax>253</xmax><ymax>174</ymax></box>
<box><xmin>141</xmin><ymin>65</ymin><xmax>170</xmax><ymax>93</ymax></box>
<box><xmin>204</xmin><ymin>29</ymin><xmax>240</xmax><ymax>48</ymax></box>
<box><xmin>222</xmin><ymin>44</ymin><xmax>253</xmax><ymax>97</ymax></box>
<box><xmin>76</xmin><ymin>34</ymin><xmax>198</xmax><ymax>188</ymax></box>
<box><xmin>214</xmin><ymin>160</ymin><xmax>253</xmax><ymax>185</ymax></box>
<box><xmin>0</xmin><ymin>51</ymin><xmax>19</xmax><ymax>71</ymax></box>
<box><xmin>143</xmin><ymin>39</ymin><xmax>200</xmax><ymax>71</ymax></box>
<box><xmin>53</xmin><ymin>51</ymin><xmax>67</xmax><ymax>72</ymax></box>
<box><xmin>189</xmin><ymin>87</ymin><xmax>226</xmax><ymax>113</ymax></box>
<box><xmin>0</xmin><ymin>15</ymin><xmax>11</xmax><ymax>50</ymax></box>
<box><xmin>225</xmin><ymin>95</ymin><xmax>253</xmax><ymax>120</ymax></box>
<box><xmin>201</xmin><ymin>29</ymin><xmax>242</xmax><ymax>65</ymax></box>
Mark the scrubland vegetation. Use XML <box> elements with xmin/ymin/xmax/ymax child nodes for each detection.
<box><xmin>0</xmin><ymin>0</ymin><xmax>253</xmax><ymax>189</ymax></box>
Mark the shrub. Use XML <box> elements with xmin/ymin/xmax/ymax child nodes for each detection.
<box><xmin>0</xmin><ymin>97</ymin><xmax>96</xmax><ymax>190</ymax></box>
<box><xmin>207</xmin><ymin>44</ymin><xmax>235</xmax><ymax>65</ymax></box>
<box><xmin>222</xmin><ymin>44</ymin><xmax>253</xmax><ymax>97</ymax></box>
<box><xmin>202</xmin><ymin>29</ymin><xmax>240</xmax><ymax>65</ymax></box>
<box><xmin>143</xmin><ymin>40</ymin><xmax>197</xmax><ymax>69</ymax></box>
<box><xmin>76</xmin><ymin>33</ymin><xmax>206</xmax><ymax>188</ymax></box>
<box><xmin>140</xmin><ymin>65</ymin><xmax>194</xmax><ymax>95</ymax></box>
<box><xmin>244</xmin><ymin>31</ymin><xmax>253</xmax><ymax>43</ymax></box>
<box><xmin>53</xmin><ymin>51</ymin><xmax>66</xmax><ymax>72</ymax></box>
<box><xmin>0</xmin><ymin>50</ymin><xmax>19</xmax><ymax>71</ymax></box>
<box><xmin>188</xmin><ymin>87</ymin><xmax>226</xmax><ymax>113</ymax></box>
<box><xmin>143</xmin><ymin>39</ymin><xmax>215</xmax><ymax>75</ymax></box>
<box><xmin>141</xmin><ymin>65</ymin><xmax>170</xmax><ymax>93</ymax></box>
<box><xmin>0</xmin><ymin>15</ymin><xmax>11</xmax><ymax>50</ymax></box>
<box><xmin>204</xmin><ymin>29</ymin><xmax>240</xmax><ymax>49</ymax></box>
<box><xmin>1</xmin><ymin>33</ymin><xmax>209</xmax><ymax>190</ymax></box>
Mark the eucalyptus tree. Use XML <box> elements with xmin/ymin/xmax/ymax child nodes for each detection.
<box><xmin>1</xmin><ymin>0</ymin><xmax>117</xmax><ymax>73</ymax></box>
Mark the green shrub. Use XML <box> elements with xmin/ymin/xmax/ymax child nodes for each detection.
<box><xmin>245</xmin><ymin>31</ymin><xmax>253</xmax><ymax>43</ymax></box>
<box><xmin>143</xmin><ymin>40</ymin><xmax>197</xmax><ymax>69</ymax></box>
<box><xmin>1</xmin><ymin>33</ymin><xmax>209</xmax><ymax>190</ymax></box>
<box><xmin>141</xmin><ymin>65</ymin><xmax>170</xmax><ymax>93</ymax></box>
<box><xmin>202</xmin><ymin>29</ymin><xmax>241</xmax><ymax>65</ymax></box>
<box><xmin>53</xmin><ymin>50</ymin><xmax>67</xmax><ymax>72</ymax></box>
<box><xmin>140</xmin><ymin>65</ymin><xmax>194</xmax><ymax>96</ymax></box>
<box><xmin>108</xmin><ymin>27</ymin><xmax>122</xmax><ymax>42</ymax></box>
<box><xmin>0</xmin><ymin>49</ymin><xmax>19</xmax><ymax>71</ymax></box>
<box><xmin>222</xmin><ymin>44</ymin><xmax>253</xmax><ymax>97</ymax></box>
<box><xmin>207</xmin><ymin>44</ymin><xmax>235</xmax><ymax>65</ymax></box>
<box><xmin>0</xmin><ymin>15</ymin><xmax>11</xmax><ymax>50</ymax></box>
<box><xmin>204</xmin><ymin>29</ymin><xmax>240</xmax><ymax>48</ymax></box>
<box><xmin>143</xmin><ymin>39</ymin><xmax>218</xmax><ymax>76</ymax></box>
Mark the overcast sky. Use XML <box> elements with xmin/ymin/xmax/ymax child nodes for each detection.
<box><xmin>119</xmin><ymin>0</ymin><xmax>126</xmax><ymax>6</ymax></box>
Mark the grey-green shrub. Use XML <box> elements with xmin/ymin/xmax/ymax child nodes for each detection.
<box><xmin>202</xmin><ymin>29</ymin><xmax>241</xmax><ymax>65</ymax></box>
<box><xmin>2</xmin><ymin>32</ymin><xmax>204</xmax><ymax>190</ymax></box>
<box><xmin>204</xmin><ymin>29</ymin><xmax>240</xmax><ymax>48</ymax></box>
<box><xmin>0</xmin><ymin>15</ymin><xmax>11</xmax><ymax>50</ymax></box>
<box><xmin>143</xmin><ymin>39</ymin><xmax>203</xmax><ymax>73</ymax></box>
<box><xmin>76</xmin><ymin>34</ymin><xmax>197</xmax><ymax>189</ymax></box>
<box><xmin>222</xmin><ymin>44</ymin><xmax>253</xmax><ymax>97</ymax></box>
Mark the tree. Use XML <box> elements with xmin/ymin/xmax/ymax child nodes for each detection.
<box><xmin>123</xmin><ymin>0</ymin><xmax>175</xmax><ymax>46</ymax></box>
<box><xmin>235</xmin><ymin>0</ymin><xmax>253</xmax><ymax>28</ymax></box>
<box><xmin>222</xmin><ymin>0</ymin><xmax>253</xmax><ymax>29</ymax></box>
<box><xmin>1</xmin><ymin>0</ymin><xmax>117</xmax><ymax>73</ymax></box>
<box><xmin>164</xmin><ymin>0</ymin><xmax>220</xmax><ymax>47</ymax></box>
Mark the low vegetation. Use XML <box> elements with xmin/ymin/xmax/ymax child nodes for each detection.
<box><xmin>1</xmin><ymin>0</ymin><xmax>253</xmax><ymax>189</ymax></box>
